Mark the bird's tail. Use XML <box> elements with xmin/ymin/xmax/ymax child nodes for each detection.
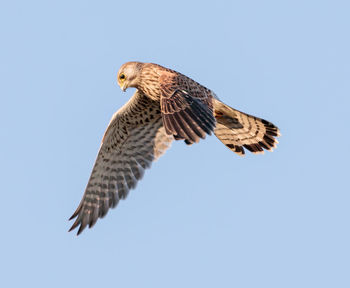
<box><xmin>213</xmin><ymin>99</ymin><xmax>280</xmax><ymax>155</ymax></box>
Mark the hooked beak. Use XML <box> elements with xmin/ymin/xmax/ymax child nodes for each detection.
<box><xmin>121</xmin><ymin>83</ymin><xmax>127</xmax><ymax>92</ymax></box>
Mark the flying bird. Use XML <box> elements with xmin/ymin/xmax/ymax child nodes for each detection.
<box><xmin>69</xmin><ymin>62</ymin><xmax>280</xmax><ymax>235</ymax></box>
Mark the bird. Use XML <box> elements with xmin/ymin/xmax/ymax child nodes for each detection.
<box><xmin>69</xmin><ymin>62</ymin><xmax>280</xmax><ymax>235</ymax></box>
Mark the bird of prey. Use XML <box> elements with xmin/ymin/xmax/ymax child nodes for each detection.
<box><xmin>69</xmin><ymin>62</ymin><xmax>280</xmax><ymax>235</ymax></box>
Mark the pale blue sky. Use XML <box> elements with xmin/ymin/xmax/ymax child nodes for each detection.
<box><xmin>1</xmin><ymin>0</ymin><xmax>349</xmax><ymax>287</ymax></box>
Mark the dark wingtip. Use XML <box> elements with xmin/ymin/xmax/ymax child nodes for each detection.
<box><xmin>68</xmin><ymin>210</ymin><xmax>83</xmax><ymax>235</ymax></box>
<box><xmin>68</xmin><ymin>201</ymin><xmax>84</xmax><ymax>234</ymax></box>
<box><xmin>68</xmin><ymin>219</ymin><xmax>80</xmax><ymax>233</ymax></box>
<box><xmin>77</xmin><ymin>226</ymin><xmax>84</xmax><ymax>236</ymax></box>
<box><xmin>68</xmin><ymin>219</ymin><xmax>86</xmax><ymax>236</ymax></box>
<box><xmin>68</xmin><ymin>226</ymin><xmax>76</xmax><ymax>233</ymax></box>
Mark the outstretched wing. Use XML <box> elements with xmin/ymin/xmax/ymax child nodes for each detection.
<box><xmin>69</xmin><ymin>91</ymin><xmax>173</xmax><ymax>235</ymax></box>
<box><xmin>159</xmin><ymin>74</ymin><xmax>216</xmax><ymax>144</ymax></box>
<box><xmin>213</xmin><ymin>99</ymin><xmax>280</xmax><ymax>155</ymax></box>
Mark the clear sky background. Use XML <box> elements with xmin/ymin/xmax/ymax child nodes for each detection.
<box><xmin>1</xmin><ymin>0</ymin><xmax>349</xmax><ymax>287</ymax></box>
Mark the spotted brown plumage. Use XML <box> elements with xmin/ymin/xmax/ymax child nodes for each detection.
<box><xmin>69</xmin><ymin>62</ymin><xmax>280</xmax><ymax>235</ymax></box>
<box><xmin>69</xmin><ymin>91</ymin><xmax>173</xmax><ymax>235</ymax></box>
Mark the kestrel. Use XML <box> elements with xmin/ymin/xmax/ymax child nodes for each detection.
<box><xmin>69</xmin><ymin>62</ymin><xmax>280</xmax><ymax>235</ymax></box>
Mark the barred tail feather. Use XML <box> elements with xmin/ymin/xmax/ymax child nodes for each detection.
<box><xmin>213</xmin><ymin>99</ymin><xmax>280</xmax><ymax>156</ymax></box>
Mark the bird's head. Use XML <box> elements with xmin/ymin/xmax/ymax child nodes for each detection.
<box><xmin>117</xmin><ymin>62</ymin><xmax>143</xmax><ymax>92</ymax></box>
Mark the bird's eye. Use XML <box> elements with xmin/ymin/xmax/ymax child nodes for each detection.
<box><xmin>119</xmin><ymin>73</ymin><xmax>126</xmax><ymax>81</ymax></box>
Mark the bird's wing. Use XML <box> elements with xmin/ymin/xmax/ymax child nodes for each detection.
<box><xmin>69</xmin><ymin>91</ymin><xmax>173</xmax><ymax>235</ymax></box>
<box><xmin>159</xmin><ymin>74</ymin><xmax>216</xmax><ymax>144</ymax></box>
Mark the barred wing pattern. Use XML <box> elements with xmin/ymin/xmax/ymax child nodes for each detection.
<box><xmin>159</xmin><ymin>73</ymin><xmax>216</xmax><ymax>145</ymax></box>
<box><xmin>161</xmin><ymin>89</ymin><xmax>216</xmax><ymax>144</ymax></box>
<box><xmin>69</xmin><ymin>91</ymin><xmax>173</xmax><ymax>235</ymax></box>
